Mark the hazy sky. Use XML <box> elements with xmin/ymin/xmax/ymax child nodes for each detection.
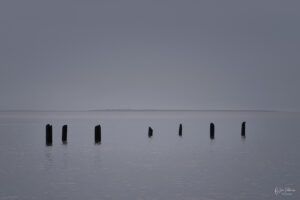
<box><xmin>1</xmin><ymin>0</ymin><xmax>300</xmax><ymax>111</ymax></box>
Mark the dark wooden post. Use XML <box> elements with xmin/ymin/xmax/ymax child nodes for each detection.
<box><xmin>179</xmin><ymin>124</ymin><xmax>182</xmax><ymax>137</ymax></box>
<box><xmin>241</xmin><ymin>122</ymin><xmax>246</xmax><ymax>137</ymax></box>
<box><xmin>210</xmin><ymin>123</ymin><xmax>215</xmax><ymax>140</ymax></box>
<box><xmin>95</xmin><ymin>125</ymin><xmax>101</xmax><ymax>144</ymax></box>
<box><xmin>46</xmin><ymin>124</ymin><xmax>52</xmax><ymax>146</ymax></box>
<box><xmin>148</xmin><ymin>127</ymin><xmax>153</xmax><ymax>138</ymax></box>
<box><xmin>62</xmin><ymin>125</ymin><xmax>67</xmax><ymax>144</ymax></box>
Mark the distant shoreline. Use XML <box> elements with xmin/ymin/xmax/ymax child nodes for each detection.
<box><xmin>0</xmin><ymin>109</ymin><xmax>281</xmax><ymax>113</ymax></box>
<box><xmin>0</xmin><ymin>110</ymin><xmax>298</xmax><ymax>120</ymax></box>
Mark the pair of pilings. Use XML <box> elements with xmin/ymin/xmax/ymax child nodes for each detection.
<box><xmin>148</xmin><ymin>124</ymin><xmax>182</xmax><ymax>138</ymax></box>
<box><xmin>148</xmin><ymin>124</ymin><xmax>183</xmax><ymax>138</ymax></box>
<box><xmin>45</xmin><ymin>124</ymin><xmax>68</xmax><ymax>146</ymax></box>
<box><xmin>209</xmin><ymin>121</ymin><xmax>246</xmax><ymax>139</ymax></box>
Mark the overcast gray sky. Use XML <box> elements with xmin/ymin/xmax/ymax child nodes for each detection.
<box><xmin>0</xmin><ymin>0</ymin><xmax>300</xmax><ymax>111</ymax></box>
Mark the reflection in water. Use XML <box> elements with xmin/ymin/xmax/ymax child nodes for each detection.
<box><xmin>44</xmin><ymin>147</ymin><xmax>53</xmax><ymax>170</ymax></box>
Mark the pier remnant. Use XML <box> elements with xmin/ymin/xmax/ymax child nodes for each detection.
<box><xmin>95</xmin><ymin>125</ymin><xmax>101</xmax><ymax>144</ymax></box>
<box><xmin>210</xmin><ymin>123</ymin><xmax>215</xmax><ymax>140</ymax></box>
<box><xmin>148</xmin><ymin>127</ymin><xmax>153</xmax><ymax>138</ymax></box>
<box><xmin>241</xmin><ymin>122</ymin><xmax>246</xmax><ymax>137</ymax></box>
<box><xmin>179</xmin><ymin>124</ymin><xmax>182</xmax><ymax>137</ymax></box>
<box><xmin>46</xmin><ymin>124</ymin><xmax>52</xmax><ymax>146</ymax></box>
<box><xmin>62</xmin><ymin>125</ymin><xmax>68</xmax><ymax>144</ymax></box>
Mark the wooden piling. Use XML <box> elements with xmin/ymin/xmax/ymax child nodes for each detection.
<box><xmin>46</xmin><ymin>124</ymin><xmax>52</xmax><ymax>146</ymax></box>
<box><xmin>62</xmin><ymin>125</ymin><xmax>67</xmax><ymax>144</ymax></box>
<box><xmin>210</xmin><ymin>123</ymin><xmax>215</xmax><ymax>140</ymax></box>
<box><xmin>241</xmin><ymin>122</ymin><xmax>246</xmax><ymax>137</ymax></box>
<box><xmin>95</xmin><ymin>125</ymin><xmax>101</xmax><ymax>144</ymax></box>
<box><xmin>179</xmin><ymin>124</ymin><xmax>182</xmax><ymax>137</ymax></box>
<box><xmin>148</xmin><ymin>127</ymin><xmax>153</xmax><ymax>138</ymax></box>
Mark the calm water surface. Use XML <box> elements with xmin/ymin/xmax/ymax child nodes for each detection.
<box><xmin>0</xmin><ymin>111</ymin><xmax>299</xmax><ymax>200</ymax></box>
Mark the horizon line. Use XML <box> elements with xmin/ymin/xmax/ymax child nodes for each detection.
<box><xmin>0</xmin><ymin>109</ymin><xmax>297</xmax><ymax>113</ymax></box>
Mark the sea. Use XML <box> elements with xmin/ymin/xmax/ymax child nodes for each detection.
<box><xmin>0</xmin><ymin>111</ymin><xmax>299</xmax><ymax>200</ymax></box>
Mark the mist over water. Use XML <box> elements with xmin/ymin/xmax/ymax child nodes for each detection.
<box><xmin>0</xmin><ymin>111</ymin><xmax>299</xmax><ymax>200</ymax></box>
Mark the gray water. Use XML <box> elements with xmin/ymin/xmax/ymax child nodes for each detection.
<box><xmin>0</xmin><ymin>111</ymin><xmax>299</xmax><ymax>200</ymax></box>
